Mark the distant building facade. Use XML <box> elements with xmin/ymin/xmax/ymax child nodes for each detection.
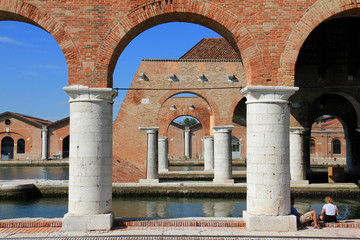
<box><xmin>0</xmin><ymin>112</ymin><xmax>69</xmax><ymax>160</ymax></box>
<box><xmin>310</xmin><ymin>116</ymin><xmax>346</xmax><ymax>165</ymax></box>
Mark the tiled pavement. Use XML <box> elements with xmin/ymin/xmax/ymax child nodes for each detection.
<box><xmin>1</xmin><ymin>218</ymin><xmax>360</xmax><ymax>239</ymax></box>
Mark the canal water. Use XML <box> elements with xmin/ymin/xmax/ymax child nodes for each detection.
<box><xmin>1</xmin><ymin>197</ymin><xmax>359</xmax><ymax>220</ymax></box>
<box><xmin>1</xmin><ymin>166</ymin><xmax>359</xmax><ymax>221</ymax></box>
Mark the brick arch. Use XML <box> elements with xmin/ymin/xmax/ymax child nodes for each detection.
<box><xmin>96</xmin><ymin>0</ymin><xmax>265</xmax><ymax>87</ymax></box>
<box><xmin>227</xmin><ymin>95</ymin><xmax>246</xmax><ymax>123</ymax></box>
<box><xmin>158</xmin><ymin>90</ymin><xmax>219</xmax><ymax>125</ymax></box>
<box><xmin>0</xmin><ymin>0</ymin><xmax>81</xmax><ymax>84</ymax></box>
<box><xmin>158</xmin><ymin>92</ymin><xmax>213</xmax><ymax>136</ymax></box>
<box><xmin>279</xmin><ymin>0</ymin><xmax>360</xmax><ymax>86</ymax></box>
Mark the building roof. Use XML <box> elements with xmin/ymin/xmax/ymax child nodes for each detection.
<box><xmin>180</xmin><ymin>38</ymin><xmax>240</xmax><ymax>60</ymax></box>
<box><xmin>0</xmin><ymin>111</ymin><xmax>52</xmax><ymax>128</ymax></box>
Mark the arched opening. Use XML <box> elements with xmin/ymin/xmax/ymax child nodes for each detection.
<box><xmin>1</xmin><ymin>136</ymin><xmax>14</xmax><ymax>160</ymax></box>
<box><xmin>17</xmin><ymin>138</ymin><xmax>25</xmax><ymax>154</ymax></box>
<box><xmin>168</xmin><ymin>115</ymin><xmax>202</xmax><ymax>161</ymax></box>
<box><xmin>310</xmin><ymin>115</ymin><xmax>347</xmax><ymax>169</ymax></box>
<box><xmin>62</xmin><ymin>135</ymin><xmax>69</xmax><ymax>159</ymax></box>
<box><xmin>0</xmin><ymin>21</ymin><xmax>68</xmax><ymax>120</ymax></box>
<box><xmin>292</xmin><ymin>15</ymin><xmax>360</xmax><ymax>182</ymax></box>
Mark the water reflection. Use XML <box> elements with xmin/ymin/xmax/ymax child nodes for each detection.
<box><xmin>111</xmin><ymin>197</ymin><xmax>246</xmax><ymax>218</ymax></box>
<box><xmin>168</xmin><ymin>166</ymin><xmax>245</xmax><ymax>171</ymax></box>
<box><xmin>0</xmin><ymin>166</ymin><xmax>69</xmax><ymax>180</ymax></box>
<box><xmin>0</xmin><ymin>197</ymin><xmax>359</xmax><ymax>220</ymax></box>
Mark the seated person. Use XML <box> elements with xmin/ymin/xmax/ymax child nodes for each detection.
<box><xmin>291</xmin><ymin>196</ymin><xmax>321</xmax><ymax>229</ymax></box>
<box><xmin>320</xmin><ymin>196</ymin><xmax>339</xmax><ymax>222</ymax></box>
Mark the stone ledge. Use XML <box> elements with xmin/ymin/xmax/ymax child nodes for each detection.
<box><xmin>243</xmin><ymin>211</ymin><xmax>297</xmax><ymax>232</ymax></box>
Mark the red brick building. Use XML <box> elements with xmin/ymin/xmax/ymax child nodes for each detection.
<box><xmin>0</xmin><ymin>112</ymin><xmax>69</xmax><ymax>160</ymax></box>
<box><xmin>310</xmin><ymin>116</ymin><xmax>346</xmax><ymax>166</ymax></box>
<box><xmin>113</xmin><ymin>38</ymin><xmax>247</xmax><ymax>182</ymax></box>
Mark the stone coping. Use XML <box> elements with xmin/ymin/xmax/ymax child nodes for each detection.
<box><xmin>1</xmin><ymin>218</ymin><xmax>360</xmax><ymax>229</ymax></box>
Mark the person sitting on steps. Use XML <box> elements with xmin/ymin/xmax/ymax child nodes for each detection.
<box><xmin>291</xmin><ymin>196</ymin><xmax>322</xmax><ymax>229</ymax></box>
<box><xmin>320</xmin><ymin>196</ymin><xmax>339</xmax><ymax>223</ymax></box>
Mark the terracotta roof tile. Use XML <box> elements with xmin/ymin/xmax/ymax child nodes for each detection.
<box><xmin>180</xmin><ymin>38</ymin><xmax>240</xmax><ymax>60</ymax></box>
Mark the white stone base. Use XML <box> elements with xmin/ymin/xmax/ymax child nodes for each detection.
<box><xmin>291</xmin><ymin>180</ymin><xmax>309</xmax><ymax>186</ymax></box>
<box><xmin>139</xmin><ymin>179</ymin><xmax>159</xmax><ymax>184</ymax></box>
<box><xmin>62</xmin><ymin>212</ymin><xmax>114</xmax><ymax>232</ymax></box>
<box><xmin>159</xmin><ymin>169</ymin><xmax>169</xmax><ymax>173</ymax></box>
<box><xmin>243</xmin><ymin>211</ymin><xmax>297</xmax><ymax>232</ymax></box>
<box><xmin>213</xmin><ymin>179</ymin><xmax>234</xmax><ymax>184</ymax></box>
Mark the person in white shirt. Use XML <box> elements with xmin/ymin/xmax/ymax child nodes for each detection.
<box><xmin>320</xmin><ymin>196</ymin><xmax>339</xmax><ymax>222</ymax></box>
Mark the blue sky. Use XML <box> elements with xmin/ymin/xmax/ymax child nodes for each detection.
<box><xmin>0</xmin><ymin>21</ymin><xmax>220</xmax><ymax>121</ymax></box>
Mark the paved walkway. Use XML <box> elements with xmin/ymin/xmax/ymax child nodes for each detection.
<box><xmin>1</xmin><ymin>218</ymin><xmax>360</xmax><ymax>239</ymax></box>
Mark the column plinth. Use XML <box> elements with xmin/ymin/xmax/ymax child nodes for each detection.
<box><xmin>139</xmin><ymin>127</ymin><xmax>159</xmax><ymax>183</ymax></box>
<box><xmin>62</xmin><ymin>85</ymin><xmax>117</xmax><ymax>232</ymax></box>
<box><xmin>241</xmin><ymin>86</ymin><xmax>298</xmax><ymax>232</ymax></box>
<box><xmin>158</xmin><ymin>137</ymin><xmax>169</xmax><ymax>173</ymax></box>
<box><xmin>213</xmin><ymin>126</ymin><xmax>234</xmax><ymax>184</ymax></box>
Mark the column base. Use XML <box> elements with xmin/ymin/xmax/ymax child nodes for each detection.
<box><xmin>62</xmin><ymin>212</ymin><xmax>114</xmax><ymax>232</ymax></box>
<box><xmin>139</xmin><ymin>179</ymin><xmax>159</xmax><ymax>184</ymax></box>
<box><xmin>213</xmin><ymin>178</ymin><xmax>234</xmax><ymax>184</ymax></box>
<box><xmin>291</xmin><ymin>180</ymin><xmax>309</xmax><ymax>186</ymax></box>
<box><xmin>243</xmin><ymin>211</ymin><xmax>297</xmax><ymax>232</ymax></box>
<box><xmin>159</xmin><ymin>169</ymin><xmax>169</xmax><ymax>173</ymax></box>
<box><xmin>204</xmin><ymin>169</ymin><xmax>214</xmax><ymax>173</ymax></box>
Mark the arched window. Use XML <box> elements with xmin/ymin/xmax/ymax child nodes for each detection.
<box><xmin>1</xmin><ymin>137</ymin><xmax>14</xmax><ymax>159</ymax></box>
<box><xmin>310</xmin><ymin>139</ymin><xmax>315</xmax><ymax>154</ymax></box>
<box><xmin>17</xmin><ymin>139</ymin><xmax>25</xmax><ymax>154</ymax></box>
<box><xmin>333</xmin><ymin>139</ymin><xmax>341</xmax><ymax>154</ymax></box>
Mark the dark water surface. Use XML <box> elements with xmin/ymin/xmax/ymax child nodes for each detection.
<box><xmin>0</xmin><ymin>197</ymin><xmax>359</xmax><ymax>220</ymax></box>
<box><xmin>0</xmin><ymin>166</ymin><xmax>69</xmax><ymax>180</ymax></box>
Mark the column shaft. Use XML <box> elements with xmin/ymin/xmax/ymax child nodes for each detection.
<box><xmin>203</xmin><ymin>136</ymin><xmax>214</xmax><ymax>172</ymax></box>
<box><xmin>41</xmin><ymin>126</ymin><xmax>48</xmax><ymax>160</ymax></box>
<box><xmin>139</xmin><ymin>127</ymin><xmax>159</xmax><ymax>183</ymax></box>
<box><xmin>290</xmin><ymin>128</ymin><xmax>307</xmax><ymax>182</ymax></box>
<box><xmin>184</xmin><ymin>128</ymin><xmax>190</xmax><ymax>158</ymax></box>
<box><xmin>158</xmin><ymin>137</ymin><xmax>169</xmax><ymax>172</ymax></box>
<box><xmin>213</xmin><ymin>126</ymin><xmax>234</xmax><ymax>183</ymax></box>
<box><xmin>62</xmin><ymin>85</ymin><xmax>116</xmax><ymax>232</ymax></box>
<box><xmin>241</xmin><ymin>86</ymin><xmax>298</xmax><ymax>232</ymax></box>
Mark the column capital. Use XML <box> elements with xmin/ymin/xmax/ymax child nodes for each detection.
<box><xmin>240</xmin><ymin>86</ymin><xmax>299</xmax><ymax>104</ymax></box>
<box><xmin>158</xmin><ymin>136</ymin><xmax>168</xmax><ymax>141</ymax></box>
<box><xmin>41</xmin><ymin>126</ymin><xmax>48</xmax><ymax>132</ymax></box>
<box><xmin>290</xmin><ymin>127</ymin><xmax>309</xmax><ymax>134</ymax></box>
<box><xmin>203</xmin><ymin>136</ymin><xmax>214</xmax><ymax>140</ymax></box>
<box><xmin>184</xmin><ymin>127</ymin><xmax>190</xmax><ymax>132</ymax></box>
<box><xmin>212</xmin><ymin>125</ymin><xmax>234</xmax><ymax>133</ymax></box>
<box><xmin>63</xmin><ymin>85</ymin><xmax>118</xmax><ymax>103</ymax></box>
<box><xmin>139</xmin><ymin>127</ymin><xmax>159</xmax><ymax>133</ymax></box>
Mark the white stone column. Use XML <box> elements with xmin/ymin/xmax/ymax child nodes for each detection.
<box><xmin>41</xmin><ymin>126</ymin><xmax>48</xmax><ymax>160</ymax></box>
<box><xmin>203</xmin><ymin>136</ymin><xmax>214</xmax><ymax>172</ymax></box>
<box><xmin>290</xmin><ymin>127</ymin><xmax>308</xmax><ymax>184</ymax></box>
<box><xmin>241</xmin><ymin>86</ymin><xmax>298</xmax><ymax>232</ymax></box>
<box><xmin>213</xmin><ymin>126</ymin><xmax>234</xmax><ymax>184</ymax></box>
<box><xmin>158</xmin><ymin>137</ymin><xmax>168</xmax><ymax>172</ymax></box>
<box><xmin>184</xmin><ymin>127</ymin><xmax>190</xmax><ymax>158</ymax></box>
<box><xmin>62</xmin><ymin>85</ymin><xmax>117</xmax><ymax>232</ymax></box>
<box><xmin>139</xmin><ymin>127</ymin><xmax>159</xmax><ymax>183</ymax></box>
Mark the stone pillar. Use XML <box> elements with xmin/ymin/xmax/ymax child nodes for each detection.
<box><xmin>62</xmin><ymin>85</ymin><xmax>117</xmax><ymax>232</ymax></box>
<box><xmin>184</xmin><ymin>127</ymin><xmax>190</xmax><ymax>158</ymax></box>
<box><xmin>41</xmin><ymin>126</ymin><xmax>48</xmax><ymax>160</ymax></box>
<box><xmin>139</xmin><ymin>127</ymin><xmax>159</xmax><ymax>183</ymax></box>
<box><xmin>203</xmin><ymin>136</ymin><xmax>214</xmax><ymax>172</ymax></box>
<box><xmin>290</xmin><ymin>127</ymin><xmax>309</xmax><ymax>184</ymax></box>
<box><xmin>158</xmin><ymin>137</ymin><xmax>168</xmax><ymax>172</ymax></box>
<box><xmin>241</xmin><ymin>86</ymin><xmax>298</xmax><ymax>232</ymax></box>
<box><xmin>213</xmin><ymin>126</ymin><xmax>234</xmax><ymax>184</ymax></box>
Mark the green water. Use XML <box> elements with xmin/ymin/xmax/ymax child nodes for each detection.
<box><xmin>0</xmin><ymin>197</ymin><xmax>359</xmax><ymax>220</ymax></box>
